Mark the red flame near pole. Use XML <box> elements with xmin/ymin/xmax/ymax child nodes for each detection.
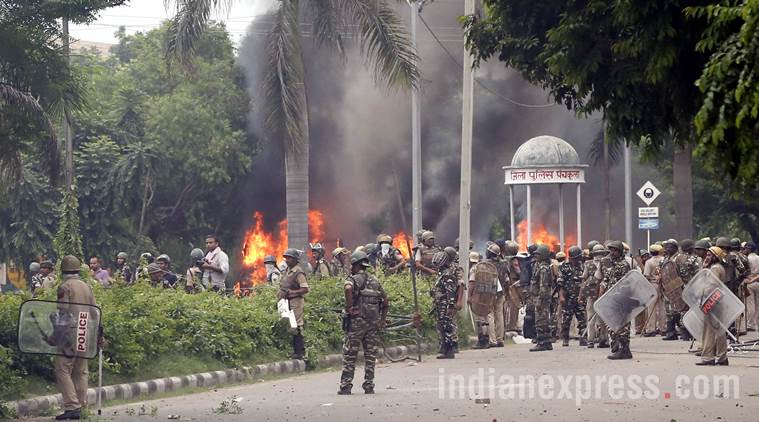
<box><xmin>516</xmin><ymin>220</ymin><xmax>576</xmax><ymax>253</ymax></box>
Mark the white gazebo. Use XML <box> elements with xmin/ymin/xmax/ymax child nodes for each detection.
<box><xmin>503</xmin><ymin>135</ymin><xmax>588</xmax><ymax>250</ymax></box>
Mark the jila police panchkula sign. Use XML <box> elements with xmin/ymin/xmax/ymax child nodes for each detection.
<box><xmin>504</xmin><ymin>167</ymin><xmax>586</xmax><ymax>184</ymax></box>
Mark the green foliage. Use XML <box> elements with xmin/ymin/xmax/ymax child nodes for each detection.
<box><xmin>53</xmin><ymin>188</ymin><xmax>84</xmax><ymax>261</ymax></box>
<box><xmin>0</xmin><ymin>273</ymin><xmax>437</xmax><ymax>401</ymax></box>
<box><xmin>689</xmin><ymin>1</ymin><xmax>759</xmax><ymax>191</ymax></box>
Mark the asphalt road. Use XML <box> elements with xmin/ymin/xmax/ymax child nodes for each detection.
<box><xmin>31</xmin><ymin>334</ymin><xmax>759</xmax><ymax>421</ymax></box>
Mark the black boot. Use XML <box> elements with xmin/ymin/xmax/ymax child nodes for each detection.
<box><xmin>597</xmin><ymin>339</ymin><xmax>610</xmax><ymax>348</ymax></box>
<box><xmin>437</xmin><ymin>344</ymin><xmax>455</xmax><ymax>359</ymax></box>
<box><xmin>663</xmin><ymin>317</ymin><xmax>678</xmax><ymax>341</ymax></box>
<box><xmin>529</xmin><ymin>342</ymin><xmax>552</xmax><ymax>352</ymax></box>
<box><xmin>611</xmin><ymin>339</ymin><xmax>619</xmax><ymax>354</ymax></box>
<box><xmin>579</xmin><ymin>338</ymin><xmax>588</xmax><ymax>347</ymax></box>
<box><xmin>452</xmin><ymin>342</ymin><xmax>459</xmax><ymax>353</ymax></box>
<box><xmin>679</xmin><ymin>326</ymin><xmax>693</xmax><ymax>341</ymax></box>
<box><xmin>290</xmin><ymin>331</ymin><xmax>305</xmax><ymax>359</ymax></box>
<box><xmin>607</xmin><ymin>343</ymin><xmax>633</xmax><ymax>360</ymax></box>
<box><xmin>55</xmin><ymin>409</ymin><xmax>81</xmax><ymax>420</ymax></box>
<box><xmin>472</xmin><ymin>334</ymin><xmax>489</xmax><ymax>349</ymax></box>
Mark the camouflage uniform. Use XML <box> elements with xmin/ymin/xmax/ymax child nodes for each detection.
<box><xmin>340</xmin><ymin>271</ymin><xmax>387</xmax><ymax>392</ymax></box>
<box><xmin>377</xmin><ymin>247</ymin><xmax>404</xmax><ymax>275</ymax></box>
<box><xmin>114</xmin><ymin>263</ymin><xmax>133</xmax><ymax>283</ymax></box>
<box><xmin>313</xmin><ymin>259</ymin><xmax>332</xmax><ymax>278</ymax></box>
<box><xmin>582</xmin><ymin>259</ymin><xmax>603</xmax><ymax>345</ymax></box>
<box><xmin>662</xmin><ymin>252</ymin><xmax>701</xmax><ymax>332</ymax></box>
<box><xmin>331</xmin><ymin>259</ymin><xmax>350</xmax><ymax>278</ymax></box>
<box><xmin>30</xmin><ymin>273</ymin><xmax>44</xmax><ymax>294</ymax></box>
<box><xmin>531</xmin><ymin>261</ymin><xmax>554</xmax><ymax>346</ymax></box>
<box><xmin>433</xmin><ymin>265</ymin><xmax>460</xmax><ymax>350</ymax></box>
<box><xmin>559</xmin><ymin>261</ymin><xmax>587</xmax><ymax>341</ymax></box>
<box><xmin>601</xmin><ymin>256</ymin><xmax>632</xmax><ymax>350</ymax></box>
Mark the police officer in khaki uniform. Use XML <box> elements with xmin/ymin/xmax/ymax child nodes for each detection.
<box><xmin>415</xmin><ymin>231</ymin><xmax>442</xmax><ymax>276</ymax></box>
<box><xmin>278</xmin><ymin>248</ymin><xmax>310</xmax><ymax>359</ymax></box>
<box><xmin>52</xmin><ymin>255</ymin><xmax>99</xmax><ymax>420</ymax></box>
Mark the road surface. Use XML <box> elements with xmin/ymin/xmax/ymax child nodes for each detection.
<box><xmin>31</xmin><ymin>335</ymin><xmax>759</xmax><ymax>421</ymax></box>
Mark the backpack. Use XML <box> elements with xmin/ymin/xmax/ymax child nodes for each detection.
<box><xmin>351</xmin><ymin>272</ymin><xmax>384</xmax><ymax>321</ymax></box>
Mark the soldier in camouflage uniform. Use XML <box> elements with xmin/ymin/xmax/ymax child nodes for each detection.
<box><xmin>599</xmin><ymin>241</ymin><xmax>633</xmax><ymax>360</ymax></box>
<box><xmin>718</xmin><ymin>237</ymin><xmax>749</xmax><ymax>338</ymax></box>
<box><xmin>431</xmin><ymin>247</ymin><xmax>464</xmax><ymax>359</ymax></box>
<box><xmin>338</xmin><ymin>251</ymin><xmax>389</xmax><ymax>395</ymax></box>
<box><xmin>331</xmin><ymin>248</ymin><xmax>351</xmax><ymax>278</ymax></box>
<box><xmin>376</xmin><ymin>234</ymin><xmax>406</xmax><ymax>275</ymax></box>
<box><xmin>581</xmin><ymin>242</ymin><xmax>606</xmax><ymax>348</ymax></box>
<box><xmin>530</xmin><ymin>245</ymin><xmax>554</xmax><ymax>352</ymax></box>
<box><xmin>558</xmin><ymin>246</ymin><xmax>588</xmax><ymax>347</ymax></box>
<box><xmin>660</xmin><ymin>239</ymin><xmax>701</xmax><ymax>340</ymax></box>
<box><xmin>415</xmin><ymin>231</ymin><xmax>442</xmax><ymax>277</ymax></box>
<box><xmin>114</xmin><ymin>252</ymin><xmax>133</xmax><ymax>283</ymax></box>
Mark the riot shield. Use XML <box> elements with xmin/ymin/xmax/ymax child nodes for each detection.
<box><xmin>681</xmin><ymin>269</ymin><xmax>743</xmax><ymax>333</ymax></box>
<box><xmin>18</xmin><ymin>300</ymin><xmax>101</xmax><ymax>359</ymax></box>
<box><xmin>516</xmin><ymin>254</ymin><xmax>532</xmax><ymax>288</ymax></box>
<box><xmin>682</xmin><ymin>308</ymin><xmax>704</xmax><ymax>342</ymax></box>
<box><xmin>593</xmin><ymin>271</ymin><xmax>657</xmax><ymax>331</ymax></box>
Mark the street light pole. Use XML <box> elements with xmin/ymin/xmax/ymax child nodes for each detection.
<box><xmin>459</xmin><ymin>0</ymin><xmax>475</xmax><ymax>300</ymax></box>
<box><xmin>410</xmin><ymin>1</ymin><xmax>422</xmax><ymax>239</ymax></box>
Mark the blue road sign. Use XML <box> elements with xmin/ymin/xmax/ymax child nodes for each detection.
<box><xmin>639</xmin><ymin>218</ymin><xmax>660</xmax><ymax>230</ymax></box>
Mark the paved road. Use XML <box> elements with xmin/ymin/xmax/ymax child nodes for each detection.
<box><xmin>33</xmin><ymin>335</ymin><xmax>759</xmax><ymax>421</ymax></box>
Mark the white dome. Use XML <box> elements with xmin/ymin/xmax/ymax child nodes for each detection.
<box><xmin>511</xmin><ymin>135</ymin><xmax>580</xmax><ymax>167</ymax></box>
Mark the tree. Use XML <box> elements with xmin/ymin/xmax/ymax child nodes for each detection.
<box><xmin>463</xmin><ymin>1</ymin><xmax>713</xmax><ymax>239</ymax></box>
<box><xmin>165</xmin><ymin>0</ymin><xmax>419</xmax><ymax>252</ymax></box>
<box><xmin>688</xmin><ymin>2</ymin><xmax>759</xmax><ymax>192</ymax></box>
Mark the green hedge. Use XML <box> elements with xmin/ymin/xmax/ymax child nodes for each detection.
<box><xmin>0</xmin><ymin>272</ymin><xmax>446</xmax><ymax>405</ymax></box>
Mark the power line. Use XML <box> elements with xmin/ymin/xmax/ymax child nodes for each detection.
<box><xmin>418</xmin><ymin>13</ymin><xmax>557</xmax><ymax>109</ymax></box>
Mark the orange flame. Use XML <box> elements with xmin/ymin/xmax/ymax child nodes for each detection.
<box><xmin>240</xmin><ymin>210</ymin><xmax>326</xmax><ymax>285</ymax></box>
<box><xmin>516</xmin><ymin>220</ymin><xmax>576</xmax><ymax>254</ymax></box>
<box><xmin>233</xmin><ymin>281</ymin><xmax>241</xmax><ymax>297</ymax></box>
<box><xmin>392</xmin><ymin>231</ymin><xmax>412</xmax><ymax>259</ymax></box>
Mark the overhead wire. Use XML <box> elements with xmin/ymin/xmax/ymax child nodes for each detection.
<box><xmin>417</xmin><ymin>13</ymin><xmax>557</xmax><ymax>109</ymax></box>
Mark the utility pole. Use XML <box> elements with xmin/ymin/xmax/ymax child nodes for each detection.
<box><xmin>459</xmin><ymin>0</ymin><xmax>475</xmax><ymax>298</ymax></box>
<box><xmin>410</xmin><ymin>1</ymin><xmax>422</xmax><ymax>239</ymax></box>
<box><xmin>624</xmin><ymin>144</ymin><xmax>633</xmax><ymax>252</ymax></box>
<box><xmin>62</xmin><ymin>16</ymin><xmax>74</xmax><ymax>190</ymax></box>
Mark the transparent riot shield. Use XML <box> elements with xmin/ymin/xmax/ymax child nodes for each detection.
<box><xmin>18</xmin><ymin>300</ymin><xmax>101</xmax><ymax>359</ymax></box>
<box><xmin>593</xmin><ymin>270</ymin><xmax>657</xmax><ymax>331</ymax></box>
<box><xmin>682</xmin><ymin>308</ymin><xmax>704</xmax><ymax>342</ymax></box>
<box><xmin>681</xmin><ymin>269</ymin><xmax>743</xmax><ymax>333</ymax></box>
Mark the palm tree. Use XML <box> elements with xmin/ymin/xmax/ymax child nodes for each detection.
<box><xmin>165</xmin><ymin>0</ymin><xmax>419</xmax><ymax>251</ymax></box>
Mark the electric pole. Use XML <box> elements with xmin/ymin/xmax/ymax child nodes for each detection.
<box><xmin>459</xmin><ymin>0</ymin><xmax>475</xmax><ymax>291</ymax></box>
<box><xmin>410</xmin><ymin>1</ymin><xmax>423</xmax><ymax>239</ymax></box>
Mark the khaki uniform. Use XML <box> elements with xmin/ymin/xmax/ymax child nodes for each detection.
<box><xmin>55</xmin><ymin>274</ymin><xmax>96</xmax><ymax>412</ymax></box>
<box><xmin>503</xmin><ymin>257</ymin><xmax>521</xmax><ymax>332</ymax></box>
<box><xmin>278</xmin><ymin>266</ymin><xmax>309</xmax><ymax>327</ymax></box>
<box><xmin>643</xmin><ymin>255</ymin><xmax>665</xmax><ymax>333</ymax></box>
<box><xmin>702</xmin><ymin>263</ymin><xmax>728</xmax><ymax>363</ymax></box>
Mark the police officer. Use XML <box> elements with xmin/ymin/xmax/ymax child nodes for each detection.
<box><xmin>376</xmin><ymin>234</ymin><xmax>406</xmax><ymax>275</ymax></box>
<box><xmin>697</xmin><ymin>246</ymin><xmax>729</xmax><ymax>366</ymax></box>
<box><xmin>431</xmin><ymin>247</ymin><xmax>464</xmax><ymax>358</ymax></box>
<box><xmin>279</xmin><ymin>248</ymin><xmax>310</xmax><ymax>360</ymax></box>
<box><xmin>338</xmin><ymin>251</ymin><xmax>388</xmax><ymax>395</ymax></box>
<box><xmin>114</xmin><ymin>252</ymin><xmax>133</xmax><ymax>283</ymax></box>
<box><xmin>600</xmin><ymin>241</ymin><xmax>633</xmax><ymax>360</ymax></box>
<box><xmin>530</xmin><ymin>245</ymin><xmax>554</xmax><ymax>352</ymax></box>
<box><xmin>415</xmin><ymin>231</ymin><xmax>442</xmax><ymax>276</ymax></box>
<box><xmin>185</xmin><ymin>248</ymin><xmax>206</xmax><ymax>292</ymax></box>
<box><xmin>51</xmin><ymin>256</ymin><xmax>100</xmax><ymax>421</ymax></box>
<box><xmin>37</xmin><ymin>261</ymin><xmax>56</xmax><ymax>293</ymax></box>
<box><xmin>502</xmin><ymin>241</ymin><xmax>522</xmax><ymax>333</ymax></box>
<box><xmin>483</xmin><ymin>243</ymin><xmax>507</xmax><ymax>347</ymax></box>
<box><xmin>581</xmin><ymin>244</ymin><xmax>607</xmax><ymax>348</ymax></box>
<box><xmin>559</xmin><ymin>246</ymin><xmax>588</xmax><ymax>347</ymax></box>
<box><xmin>29</xmin><ymin>262</ymin><xmax>42</xmax><ymax>294</ymax></box>
<box><xmin>331</xmin><ymin>247</ymin><xmax>351</xmax><ymax>277</ymax></box>
<box><xmin>310</xmin><ymin>243</ymin><xmax>332</xmax><ymax>278</ymax></box>
<box><xmin>468</xmin><ymin>247</ymin><xmax>500</xmax><ymax>349</ymax></box>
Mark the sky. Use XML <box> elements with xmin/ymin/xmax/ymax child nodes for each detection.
<box><xmin>70</xmin><ymin>0</ymin><xmax>277</xmax><ymax>45</ymax></box>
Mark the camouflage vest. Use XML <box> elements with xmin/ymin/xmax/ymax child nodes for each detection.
<box><xmin>433</xmin><ymin>267</ymin><xmax>459</xmax><ymax>306</ymax></box>
<box><xmin>349</xmin><ymin>272</ymin><xmax>384</xmax><ymax>321</ymax></box>
<box><xmin>558</xmin><ymin>261</ymin><xmax>583</xmax><ymax>298</ymax></box>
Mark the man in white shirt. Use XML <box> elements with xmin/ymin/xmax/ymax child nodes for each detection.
<box><xmin>201</xmin><ymin>235</ymin><xmax>229</xmax><ymax>293</ymax></box>
<box><xmin>742</xmin><ymin>242</ymin><xmax>759</xmax><ymax>331</ymax></box>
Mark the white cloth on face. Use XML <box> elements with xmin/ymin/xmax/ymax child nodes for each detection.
<box><xmin>381</xmin><ymin>244</ymin><xmax>391</xmax><ymax>256</ymax></box>
<box><xmin>749</xmin><ymin>253</ymin><xmax>759</xmax><ymax>274</ymax></box>
<box><xmin>202</xmin><ymin>247</ymin><xmax>229</xmax><ymax>289</ymax></box>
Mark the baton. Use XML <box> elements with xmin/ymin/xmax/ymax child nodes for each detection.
<box><xmin>405</xmin><ymin>238</ymin><xmax>422</xmax><ymax>362</ymax></box>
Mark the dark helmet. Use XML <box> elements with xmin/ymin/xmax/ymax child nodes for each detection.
<box><xmin>568</xmin><ymin>246</ymin><xmax>583</xmax><ymax>259</ymax></box>
<box><xmin>141</xmin><ymin>252</ymin><xmax>155</xmax><ymax>264</ymax></box>
<box><xmin>527</xmin><ymin>244</ymin><xmax>538</xmax><ymax>255</ymax></box>
<box><xmin>190</xmin><ymin>248</ymin><xmax>205</xmax><ymax>261</ymax></box>
<box><xmin>283</xmin><ymin>248</ymin><xmax>300</xmax><ymax>260</ymax></box>
<box><xmin>364</xmin><ymin>243</ymin><xmax>378</xmax><ymax>256</ymax></box>
<box><xmin>715</xmin><ymin>237</ymin><xmax>731</xmax><ymax>249</ymax></box>
<box><xmin>680</xmin><ymin>239</ymin><xmax>695</xmax><ymax>252</ymax></box>
<box><xmin>694</xmin><ymin>239</ymin><xmax>711</xmax><ymax>250</ymax></box>
<box><xmin>586</xmin><ymin>240</ymin><xmax>600</xmax><ymax>251</ymax></box>
<box><xmin>591</xmin><ymin>244</ymin><xmax>608</xmax><ymax>256</ymax></box>
<box><xmin>746</xmin><ymin>241</ymin><xmax>757</xmax><ymax>252</ymax></box>
<box><xmin>350</xmin><ymin>251</ymin><xmax>371</xmax><ymax>267</ymax></box>
<box><xmin>432</xmin><ymin>251</ymin><xmax>452</xmax><ymax>269</ymax></box>
<box><xmin>444</xmin><ymin>246</ymin><xmax>458</xmax><ymax>260</ymax></box>
<box><xmin>61</xmin><ymin>255</ymin><xmax>81</xmax><ymax>273</ymax></box>
<box><xmin>607</xmin><ymin>241</ymin><xmax>624</xmax><ymax>252</ymax></box>
<box><xmin>40</xmin><ymin>260</ymin><xmax>54</xmax><ymax>270</ymax></box>
<box><xmin>156</xmin><ymin>254</ymin><xmax>171</xmax><ymax>264</ymax></box>
<box><xmin>730</xmin><ymin>238</ymin><xmax>742</xmax><ymax>250</ymax></box>
<box><xmin>536</xmin><ymin>245</ymin><xmax>550</xmax><ymax>260</ymax></box>
<box><xmin>263</xmin><ymin>255</ymin><xmax>276</xmax><ymax>265</ymax></box>
<box><xmin>494</xmin><ymin>239</ymin><xmax>506</xmax><ymax>251</ymax></box>
<box><xmin>662</xmin><ymin>239</ymin><xmax>679</xmax><ymax>249</ymax></box>
<box><xmin>147</xmin><ymin>263</ymin><xmax>162</xmax><ymax>275</ymax></box>
<box><xmin>486</xmin><ymin>243</ymin><xmax>501</xmax><ymax>258</ymax></box>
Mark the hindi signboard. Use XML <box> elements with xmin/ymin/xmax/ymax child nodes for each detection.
<box><xmin>504</xmin><ymin>167</ymin><xmax>586</xmax><ymax>185</ymax></box>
